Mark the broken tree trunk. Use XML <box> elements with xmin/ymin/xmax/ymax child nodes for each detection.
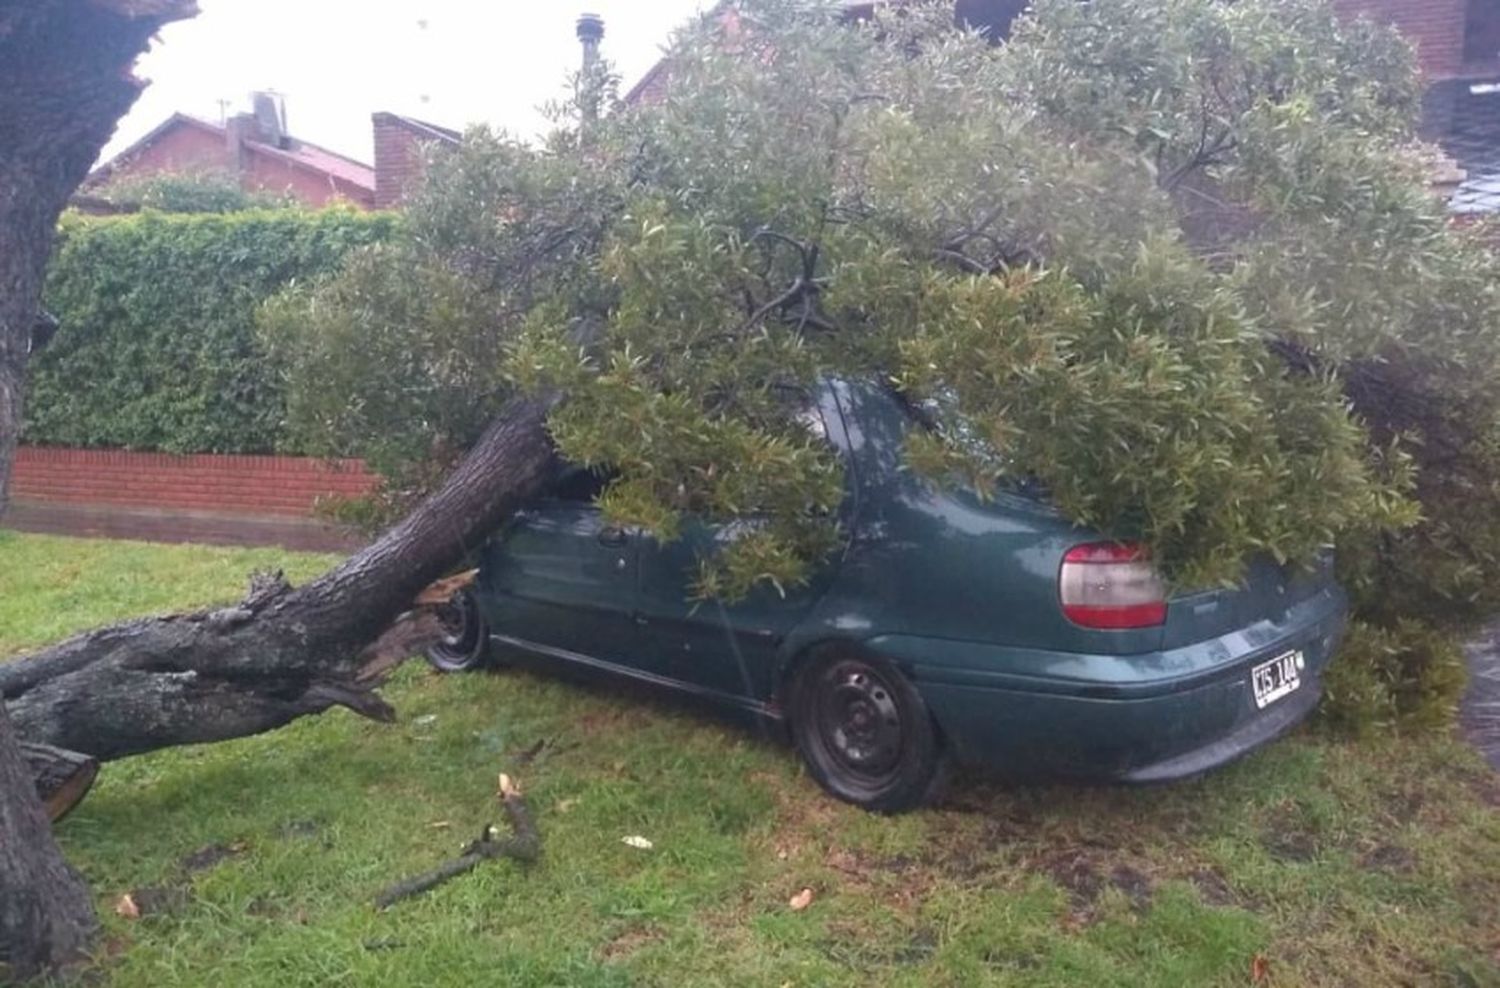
<box><xmin>1</xmin><ymin>396</ymin><xmax>557</xmax><ymax>760</ymax></box>
<box><xmin>23</xmin><ymin>743</ymin><xmax>98</xmax><ymax>824</ymax></box>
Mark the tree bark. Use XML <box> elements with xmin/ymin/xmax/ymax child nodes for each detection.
<box><xmin>2</xmin><ymin>396</ymin><xmax>558</xmax><ymax>759</ymax></box>
<box><xmin>0</xmin><ymin>0</ymin><xmax>198</xmax><ymax>510</ymax></box>
<box><xmin>1</xmin><ymin>1</ymin><xmax>202</xmax><ymax>977</ymax></box>
<box><xmin>0</xmin><ymin>703</ymin><xmax>96</xmax><ymax>981</ymax></box>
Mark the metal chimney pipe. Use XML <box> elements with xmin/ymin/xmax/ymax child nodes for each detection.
<box><xmin>577</xmin><ymin>12</ymin><xmax>605</xmax><ymax>72</ymax></box>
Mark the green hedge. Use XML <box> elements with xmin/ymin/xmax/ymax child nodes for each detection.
<box><xmin>24</xmin><ymin>208</ymin><xmax>397</xmax><ymax>454</ymax></box>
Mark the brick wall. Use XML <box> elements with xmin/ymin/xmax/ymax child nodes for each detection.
<box><xmin>1334</xmin><ymin>0</ymin><xmax>1469</xmax><ymax>79</ymax></box>
<box><xmin>11</xmin><ymin>447</ymin><xmax>380</xmax><ymax>518</ymax></box>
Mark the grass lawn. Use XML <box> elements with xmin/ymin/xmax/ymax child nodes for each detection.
<box><xmin>3</xmin><ymin>529</ymin><xmax>1498</xmax><ymax>987</ymax></box>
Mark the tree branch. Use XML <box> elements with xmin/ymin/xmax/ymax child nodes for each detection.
<box><xmin>374</xmin><ymin>774</ymin><xmax>539</xmax><ymax>910</ymax></box>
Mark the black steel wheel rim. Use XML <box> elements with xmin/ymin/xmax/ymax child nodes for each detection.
<box><xmin>428</xmin><ymin>592</ymin><xmax>482</xmax><ymax>670</ymax></box>
<box><xmin>813</xmin><ymin>659</ymin><xmax>905</xmax><ymax>784</ymax></box>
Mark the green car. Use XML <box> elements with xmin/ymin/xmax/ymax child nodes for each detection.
<box><xmin>429</xmin><ymin>381</ymin><xmax>1348</xmax><ymax>811</ymax></box>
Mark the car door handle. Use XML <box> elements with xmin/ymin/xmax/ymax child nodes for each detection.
<box><xmin>598</xmin><ymin>527</ymin><xmax>627</xmax><ymax>548</ymax></box>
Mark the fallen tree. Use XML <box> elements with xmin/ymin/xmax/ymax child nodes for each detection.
<box><xmin>6</xmin><ymin>0</ymin><xmax>1500</xmax><ymax>979</ymax></box>
<box><xmin>13</xmin><ymin>0</ymin><xmax>1496</xmax><ymax>768</ymax></box>
<box><xmin>0</xmin><ymin>398</ymin><xmax>555</xmax><ymax>758</ymax></box>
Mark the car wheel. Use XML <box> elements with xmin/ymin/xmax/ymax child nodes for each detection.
<box><xmin>788</xmin><ymin>648</ymin><xmax>945</xmax><ymax>813</ymax></box>
<box><xmin>424</xmin><ymin>589</ymin><xmax>492</xmax><ymax>673</ymax></box>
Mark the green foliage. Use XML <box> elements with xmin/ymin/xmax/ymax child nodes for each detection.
<box><xmin>273</xmin><ymin>0</ymin><xmax>1499</xmax><ymax>723</ymax></box>
<box><xmin>260</xmin><ymin>243</ymin><xmax>504</xmax><ymax>479</ymax></box>
<box><xmin>1320</xmin><ymin>619</ymin><xmax>1468</xmax><ymax>736</ymax></box>
<box><xmin>94</xmin><ymin>170</ymin><xmax>297</xmax><ymax>213</ymax></box>
<box><xmin>25</xmin><ymin>208</ymin><xmax>396</xmax><ymax>454</ymax></box>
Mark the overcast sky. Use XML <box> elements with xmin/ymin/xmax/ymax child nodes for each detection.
<box><xmin>104</xmin><ymin>1</ymin><xmax>713</xmax><ymax>165</ymax></box>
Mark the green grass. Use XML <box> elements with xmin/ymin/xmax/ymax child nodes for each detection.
<box><xmin>3</xmin><ymin>529</ymin><xmax>1499</xmax><ymax>987</ymax></box>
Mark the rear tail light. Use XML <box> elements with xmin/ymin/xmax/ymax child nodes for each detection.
<box><xmin>1059</xmin><ymin>542</ymin><xmax>1168</xmax><ymax>629</ymax></box>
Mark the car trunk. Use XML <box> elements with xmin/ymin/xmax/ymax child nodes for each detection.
<box><xmin>1160</xmin><ymin>551</ymin><xmax>1337</xmax><ymax>650</ymax></box>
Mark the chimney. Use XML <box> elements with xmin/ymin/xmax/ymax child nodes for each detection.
<box><xmin>251</xmin><ymin>91</ymin><xmax>289</xmax><ymax>149</ymax></box>
<box><xmin>577</xmin><ymin>13</ymin><xmax>604</xmax><ymax>73</ymax></box>
<box><xmin>225</xmin><ymin>112</ymin><xmax>255</xmax><ymax>174</ymax></box>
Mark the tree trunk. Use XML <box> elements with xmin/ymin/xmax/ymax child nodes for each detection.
<box><xmin>0</xmin><ymin>0</ymin><xmax>198</xmax><ymax>509</ymax></box>
<box><xmin>1</xmin><ymin>1</ymin><xmax>203</xmax><ymax>977</ymax></box>
<box><xmin>0</xmin><ymin>703</ymin><xmax>97</xmax><ymax>981</ymax></box>
<box><xmin>2</xmin><ymin>396</ymin><xmax>558</xmax><ymax>759</ymax></box>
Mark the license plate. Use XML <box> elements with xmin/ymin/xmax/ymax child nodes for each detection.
<box><xmin>1251</xmin><ymin>650</ymin><xmax>1303</xmax><ymax>709</ymax></box>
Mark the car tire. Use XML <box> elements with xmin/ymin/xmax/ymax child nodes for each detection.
<box><xmin>423</xmin><ymin>589</ymin><xmax>493</xmax><ymax>673</ymax></box>
<box><xmin>788</xmin><ymin>648</ymin><xmax>946</xmax><ymax>813</ymax></box>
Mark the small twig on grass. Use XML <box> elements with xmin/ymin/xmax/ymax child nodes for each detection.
<box><xmin>374</xmin><ymin>774</ymin><xmax>540</xmax><ymax>910</ymax></box>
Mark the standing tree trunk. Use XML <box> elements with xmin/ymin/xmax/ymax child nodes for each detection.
<box><xmin>0</xmin><ymin>703</ymin><xmax>95</xmax><ymax>982</ymax></box>
<box><xmin>0</xmin><ymin>0</ymin><xmax>199</xmax><ymax>508</ymax></box>
<box><xmin>1</xmin><ymin>0</ymin><xmax>199</xmax><ymax>977</ymax></box>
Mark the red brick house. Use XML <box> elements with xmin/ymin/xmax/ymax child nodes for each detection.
<box><xmin>88</xmin><ymin>94</ymin><xmax>379</xmax><ymax>209</ymax></box>
<box><xmin>87</xmin><ymin>94</ymin><xmax>465</xmax><ymax>211</ymax></box>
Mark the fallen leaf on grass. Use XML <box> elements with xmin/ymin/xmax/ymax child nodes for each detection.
<box><xmin>114</xmin><ymin>894</ymin><xmax>140</xmax><ymax>920</ymax></box>
<box><xmin>622</xmin><ymin>835</ymin><xmax>654</xmax><ymax>850</ymax></box>
<box><xmin>789</xmin><ymin>888</ymin><xmax>815</xmax><ymax>911</ymax></box>
<box><xmin>1252</xmin><ymin>954</ymin><xmax>1271</xmax><ymax>983</ymax></box>
<box><xmin>556</xmin><ymin>798</ymin><xmax>580</xmax><ymax>813</ymax></box>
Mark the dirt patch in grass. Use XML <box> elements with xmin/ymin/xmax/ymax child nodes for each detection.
<box><xmin>1108</xmin><ymin>862</ymin><xmax>1155</xmax><ymax>911</ymax></box>
<box><xmin>598</xmin><ymin>925</ymin><xmax>665</xmax><ymax>963</ymax></box>
<box><xmin>1040</xmin><ymin>848</ymin><xmax>1105</xmax><ymax>911</ymax></box>
<box><xmin>179</xmin><ymin>841</ymin><xmax>247</xmax><ymax>873</ymax></box>
<box><xmin>1358</xmin><ymin>842</ymin><xmax>1417</xmax><ymax>875</ymax></box>
<box><xmin>1261</xmin><ymin>802</ymin><xmax>1322</xmax><ymax>862</ymax></box>
<box><xmin>120</xmin><ymin>840</ymin><xmax>251</xmax><ymax>920</ymax></box>
<box><xmin>1188</xmin><ymin>866</ymin><xmax>1243</xmax><ymax>908</ymax></box>
<box><xmin>1031</xmin><ymin>847</ymin><xmax>1159</xmax><ymax>928</ymax></box>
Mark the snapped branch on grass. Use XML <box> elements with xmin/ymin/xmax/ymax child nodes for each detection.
<box><xmin>374</xmin><ymin>774</ymin><xmax>540</xmax><ymax>910</ymax></box>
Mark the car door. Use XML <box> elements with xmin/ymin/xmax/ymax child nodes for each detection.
<box><xmin>478</xmin><ymin>467</ymin><xmax>641</xmax><ymax>665</ymax></box>
<box><xmin>634</xmin><ymin>521</ymin><xmax>836</xmax><ymax>701</ymax></box>
<box><xmin>632</xmin><ymin>393</ymin><xmax>850</xmax><ymax>701</ymax></box>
